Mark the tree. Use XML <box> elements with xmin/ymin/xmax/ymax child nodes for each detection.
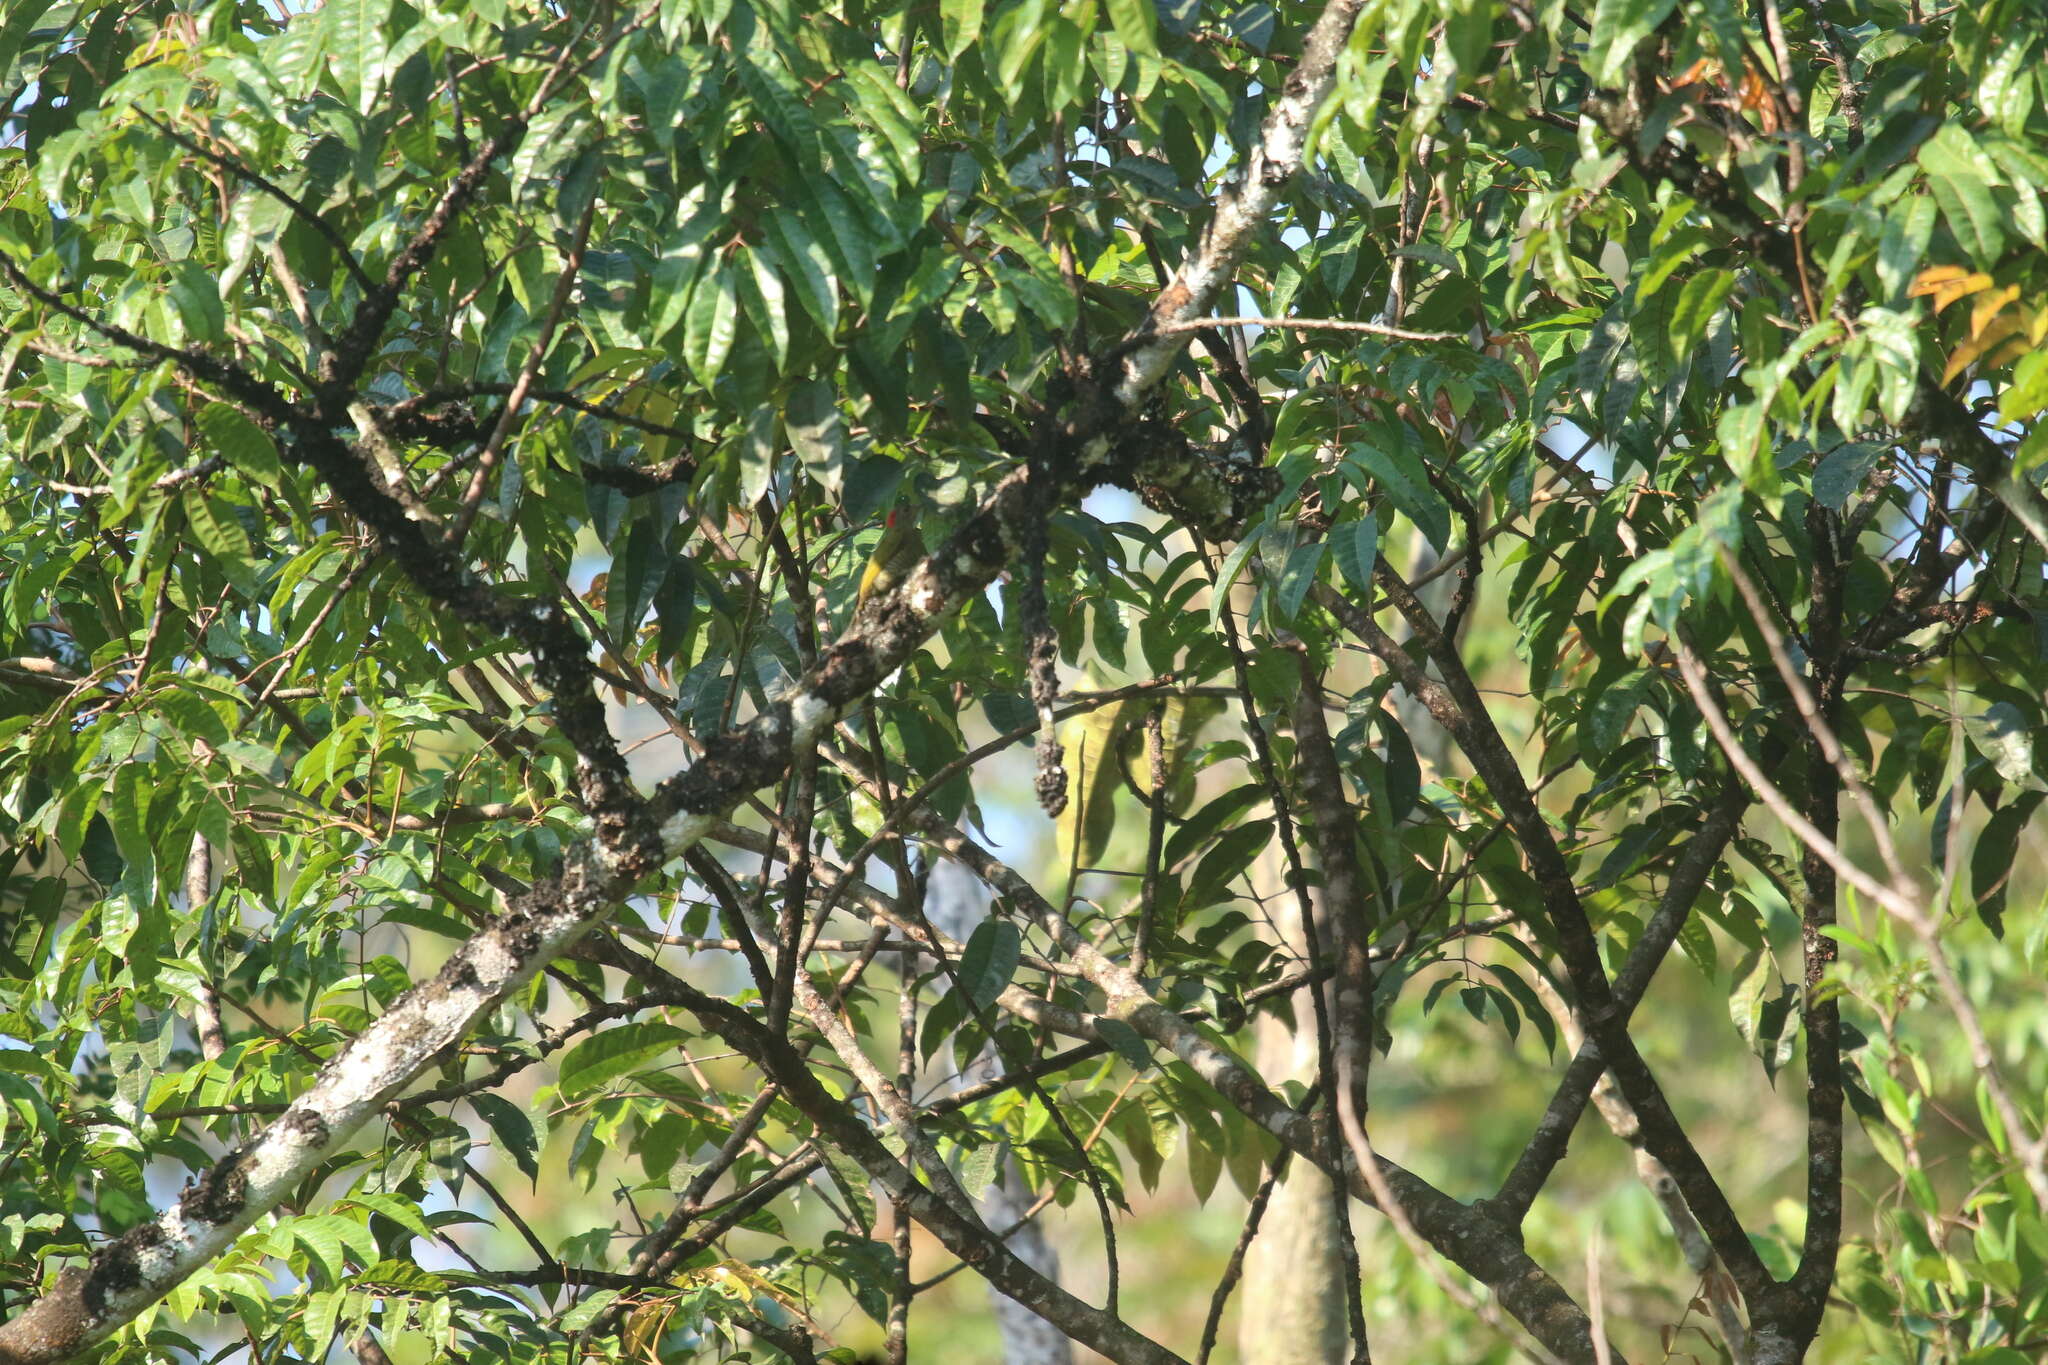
<box><xmin>1</xmin><ymin>0</ymin><xmax>2045</xmax><ymax>1362</ymax></box>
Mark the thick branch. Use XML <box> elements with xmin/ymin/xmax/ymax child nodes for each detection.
<box><xmin>1288</xmin><ymin>659</ymin><xmax>1378</xmax><ymax>1106</ymax></box>
<box><xmin>1322</xmin><ymin>570</ymin><xmax>1773</xmax><ymax>1300</ymax></box>
<box><xmin>1114</xmin><ymin>0</ymin><xmax>1368</xmax><ymax>403</ymax></box>
<box><xmin>1489</xmin><ymin>781</ymin><xmax>1748</xmax><ymax>1221</ymax></box>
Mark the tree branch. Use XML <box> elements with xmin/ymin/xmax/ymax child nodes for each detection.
<box><xmin>839</xmin><ymin>760</ymin><xmax>1611</xmax><ymax>1362</ymax></box>
<box><xmin>1326</xmin><ymin>562</ymin><xmax>1774</xmax><ymax>1300</ymax></box>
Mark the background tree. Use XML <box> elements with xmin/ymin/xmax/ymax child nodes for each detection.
<box><xmin>1</xmin><ymin>1</ymin><xmax>2046</xmax><ymax>1364</ymax></box>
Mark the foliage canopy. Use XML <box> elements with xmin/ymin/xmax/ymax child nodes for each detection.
<box><xmin>2</xmin><ymin>0</ymin><xmax>2047</xmax><ymax>1362</ymax></box>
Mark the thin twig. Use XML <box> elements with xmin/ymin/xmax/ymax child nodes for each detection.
<box><xmin>1196</xmin><ymin>1143</ymin><xmax>1292</xmax><ymax>1364</ymax></box>
<box><xmin>1149</xmin><ymin>315</ymin><xmax>1462</xmax><ymax>342</ymax></box>
<box><xmin>1716</xmin><ymin>547</ymin><xmax>1909</xmax><ymax>887</ymax></box>
<box><xmin>449</xmin><ymin>194</ymin><xmax>599</xmax><ymax>544</ymax></box>
<box><xmin>1669</xmin><ymin>635</ymin><xmax>2048</xmax><ymax>1206</ymax></box>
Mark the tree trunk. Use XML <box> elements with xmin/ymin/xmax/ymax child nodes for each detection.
<box><xmin>1238</xmin><ymin>877</ymin><xmax>1349</xmax><ymax>1364</ymax></box>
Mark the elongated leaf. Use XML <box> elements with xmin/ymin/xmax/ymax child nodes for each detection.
<box><xmin>1105</xmin><ymin>0</ymin><xmax>1157</xmax><ymax>55</ymax></box>
<box><xmin>786</xmin><ymin>378</ymin><xmax>846</xmax><ymax>493</ymax></box>
<box><xmin>184</xmin><ymin>492</ymin><xmax>258</xmax><ymax>594</ymax></box>
<box><xmin>1267</xmin><ymin>541</ymin><xmax>1323</xmax><ymax>625</ymax></box>
<box><xmin>1349</xmin><ymin>443</ymin><xmax>1450</xmax><ymax>553</ymax></box>
<box><xmin>942</xmin><ymin>0</ymin><xmax>984</xmax><ymax>52</ymax></box>
<box><xmin>556</xmin><ymin>1022</ymin><xmax>689</xmax><ymax>1098</ymax></box>
<box><xmin>764</xmin><ymin>210</ymin><xmax>841</xmax><ymax>334</ymax></box>
<box><xmin>683</xmin><ymin>258</ymin><xmax>739</xmax><ymax>386</ymax></box>
<box><xmin>1334</xmin><ymin>513</ymin><xmax>1379</xmax><ymax>594</ymax></box>
<box><xmin>329</xmin><ymin>0</ymin><xmax>392</xmax><ymax>115</ymax></box>
<box><xmin>956</xmin><ymin>920</ymin><xmax>1022</xmax><ymax>1010</ymax></box>
<box><xmin>740</xmin><ymin>246</ymin><xmax>790</xmax><ymax>369</ymax></box>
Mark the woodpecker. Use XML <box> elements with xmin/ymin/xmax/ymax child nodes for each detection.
<box><xmin>856</xmin><ymin>507</ymin><xmax>925</xmax><ymax>607</ymax></box>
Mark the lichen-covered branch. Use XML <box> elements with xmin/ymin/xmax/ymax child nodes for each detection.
<box><xmin>1114</xmin><ymin>0</ymin><xmax>1369</xmax><ymax>404</ymax></box>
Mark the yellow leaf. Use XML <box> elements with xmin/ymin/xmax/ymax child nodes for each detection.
<box><xmin>623</xmin><ymin>1300</ymin><xmax>675</xmax><ymax>1362</ymax></box>
<box><xmin>1909</xmin><ymin>264</ymin><xmax>1979</xmax><ymax>291</ymax></box>
<box><xmin>1908</xmin><ymin>266</ymin><xmax>1993</xmax><ymax>314</ymax></box>
<box><xmin>1969</xmin><ymin>282</ymin><xmax>2021</xmax><ymax>339</ymax></box>
<box><xmin>1942</xmin><ymin>310</ymin><xmax>2026</xmax><ymax>383</ymax></box>
<box><xmin>1671</xmin><ymin>57</ymin><xmax>1718</xmax><ymax>89</ymax></box>
<box><xmin>1985</xmin><ymin>336</ymin><xmax>2032</xmax><ymax>370</ymax></box>
<box><xmin>1056</xmin><ymin>698</ymin><xmax>1135</xmax><ymax>872</ymax></box>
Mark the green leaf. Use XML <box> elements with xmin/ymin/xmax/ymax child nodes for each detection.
<box><xmin>556</xmin><ymin>1022</ymin><xmax>689</xmax><ymax>1098</ymax></box>
<box><xmin>1267</xmin><ymin>541</ymin><xmax>1323</xmax><ymax>625</ymax></box>
<box><xmin>941</xmin><ymin>0</ymin><xmax>984</xmax><ymax>53</ymax></box>
<box><xmin>957</xmin><ymin>1138</ymin><xmax>1004</xmax><ymax>1199</ymax></box>
<box><xmin>1095</xmin><ymin>1018</ymin><xmax>1154</xmax><ymax>1070</ymax></box>
<box><xmin>1163</xmin><ymin>784</ymin><xmax>1264</xmax><ymax>869</ymax></box>
<box><xmin>108</xmin><ymin>762</ymin><xmax>156</xmax><ymax>905</ymax></box>
<box><xmin>167</xmin><ymin>262</ymin><xmax>226</xmax><ymax>343</ymax></box>
<box><xmin>1105</xmin><ymin>0</ymin><xmax>1157</xmax><ymax>55</ymax></box>
<box><xmin>737</xmin><ymin>403</ymin><xmax>777</xmax><ymax>504</ymax></box>
<box><xmin>184</xmin><ymin>492</ymin><xmax>258</xmax><ymax>593</ymax></box>
<box><xmin>1876</xmin><ymin>195</ymin><xmax>1937</xmax><ymax>302</ymax></box>
<box><xmin>1587</xmin><ymin>670</ymin><xmax>1648</xmax><ymax>756</ymax></box>
<box><xmin>992</xmin><ymin>0</ymin><xmax>1051</xmax><ymax>101</ymax></box>
<box><xmin>329</xmin><ymin>0</ymin><xmax>393</xmax><ymax>115</ymax></box>
<box><xmin>1675</xmin><ymin>909</ymin><xmax>1718</xmax><ymax>979</ymax></box>
<box><xmin>1188</xmin><ymin>820</ymin><xmax>1273</xmax><ymax>907</ymax></box>
<box><xmin>1963</xmin><ymin>702</ymin><xmax>2041</xmax><ymax>789</ymax></box>
<box><xmin>820</xmin><ymin>1142</ymin><xmax>877</xmax><ymax>1235</ymax></box>
<box><xmin>1727</xmin><ymin>946</ymin><xmax>1773</xmax><ymax>1051</ymax></box>
<box><xmin>605</xmin><ymin>515</ymin><xmax>668</xmax><ymax>645</ymax></box>
<box><xmin>1376</xmin><ymin>712</ymin><xmax>1421</xmax><ymax>821</ymax></box>
<box><xmin>786</xmin><ymin>378</ymin><xmax>846</xmax><ymax>493</ymax></box>
<box><xmin>1668</xmin><ymin>269</ymin><xmax>1734</xmax><ymax>360</ymax></box>
<box><xmin>283</xmin><ymin>1214</ymin><xmax>349</xmax><ymax>1286</ymax></box>
<box><xmin>956</xmin><ymin>920</ymin><xmax>1022</xmax><ymax>1010</ymax></box>
<box><xmin>740</xmin><ymin>246</ymin><xmax>790</xmax><ymax>369</ymax></box>
<box><xmin>1969</xmin><ymin>793</ymin><xmax>2041</xmax><ymax>936</ymax></box>
<box><xmin>1859</xmin><ymin>308</ymin><xmax>1921</xmax><ymax>426</ymax></box>
<box><xmin>1333</xmin><ymin>514</ymin><xmax>1378</xmax><ymax>595</ymax></box>
<box><xmin>808</xmin><ymin>182</ymin><xmax>880</xmax><ymax>304</ymax></box>
<box><xmin>0</xmin><ymin>4</ymin><xmax>59</xmax><ymax>81</ymax></box>
<box><xmin>196</xmin><ymin>403</ymin><xmax>284</xmax><ymax>484</ymax></box>
<box><xmin>764</xmin><ymin>209</ymin><xmax>842</xmax><ymax>334</ymax></box>
<box><xmin>1479</xmin><ymin>962</ymin><xmax>1557</xmax><ymax>1055</ymax></box>
<box><xmin>1209</xmin><ymin>527</ymin><xmax>1264</xmax><ymax>628</ymax></box>
<box><xmin>1812</xmin><ymin>444</ymin><xmax>1887</xmax><ymax>510</ymax></box>
<box><xmin>841</xmin><ymin>68</ymin><xmax>925</xmax><ymax>187</ymax></box>
<box><xmin>735</xmin><ymin>56</ymin><xmax>822</xmax><ymax>166</ymax></box>
<box><xmin>683</xmin><ymin>258</ymin><xmax>739</xmax><ymax>387</ymax></box>
<box><xmin>1348</xmin><ymin>443</ymin><xmax>1451</xmax><ymax>553</ymax></box>
<box><xmin>1588</xmin><ymin>0</ymin><xmax>1679</xmax><ymax>86</ymax></box>
<box><xmin>649</xmin><ymin>184</ymin><xmax>723</xmax><ymax>343</ymax></box>
<box><xmin>1920</xmin><ymin>128</ymin><xmax>2008</xmax><ymax>266</ymax></box>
